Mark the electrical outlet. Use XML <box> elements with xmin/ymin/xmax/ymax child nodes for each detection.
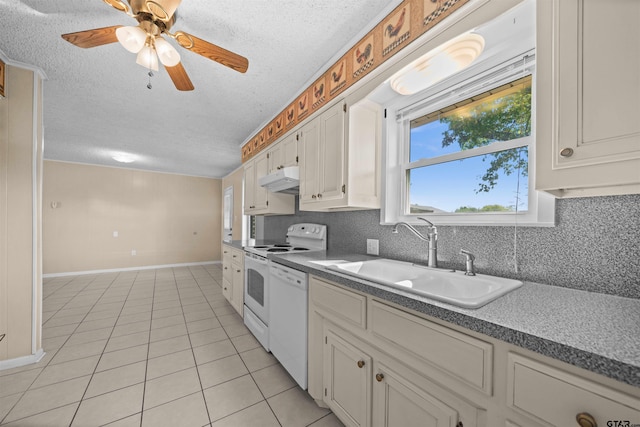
<box><xmin>131</xmin><ymin>249</ymin><xmax>137</xmax><ymax>256</ymax></box>
<box><xmin>113</xmin><ymin>231</ymin><xmax>118</xmax><ymax>238</ymax></box>
<box><xmin>366</xmin><ymin>239</ymin><xmax>379</xmax><ymax>256</ymax></box>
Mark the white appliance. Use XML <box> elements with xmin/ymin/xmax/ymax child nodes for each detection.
<box><xmin>269</xmin><ymin>262</ymin><xmax>309</xmax><ymax>389</ymax></box>
<box><xmin>258</xmin><ymin>166</ymin><xmax>299</xmax><ymax>194</ymax></box>
<box><xmin>243</xmin><ymin>223</ymin><xmax>327</xmax><ymax>354</ymax></box>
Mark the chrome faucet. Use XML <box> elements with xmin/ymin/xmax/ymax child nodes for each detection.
<box><xmin>392</xmin><ymin>217</ymin><xmax>438</xmax><ymax>268</ymax></box>
<box><xmin>460</xmin><ymin>249</ymin><xmax>476</xmax><ymax>276</ymax></box>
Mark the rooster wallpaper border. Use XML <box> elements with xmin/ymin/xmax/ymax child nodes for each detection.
<box><xmin>241</xmin><ymin>0</ymin><xmax>471</xmax><ymax>162</ymax></box>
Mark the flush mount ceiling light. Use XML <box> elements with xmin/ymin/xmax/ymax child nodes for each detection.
<box><xmin>112</xmin><ymin>153</ymin><xmax>137</xmax><ymax>163</ymax></box>
<box><xmin>61</xmin><ymin>0</ymin><xmax>249</xmax><ymax>91</ymax></box>
<box><xmin>390</xmin><ymin>33</ymin><xmax>485</xmax><ymax>95</ymax></box>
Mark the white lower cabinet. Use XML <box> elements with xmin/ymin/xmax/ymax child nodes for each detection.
<box><xmin>308</xmin><ymin>275</ymin><xmax>640</xmax><ymax>427</ymax></box>
<box><xmin>507</xmin><ymin>353</ymin><xmax>640</xmax><ymax>427</ymax></box>
<box><xmin>324</xmin><ymin>327</ymin><xmax>372</xmax><ymax>427</ymax></box>
<box><xmin>372</xmin><ymin>360</ymin><xmax>461</xmax><ymax>427</ymax></box>
<box><xmin>221</xmin><ymin>245</ymin><xmax>244</xmax><ymax>316</ymax></box>
<box><xmin>322</xmin><ymin>321</ymin><xmax>479</xmax><ymax>427</ymax></box>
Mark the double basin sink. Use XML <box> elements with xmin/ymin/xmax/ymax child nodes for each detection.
<box><xmin>313</xmin><ymin>258</ymin><xmax>522</xmax><ymax>309</ymax></box>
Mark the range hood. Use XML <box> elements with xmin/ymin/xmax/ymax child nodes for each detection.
<box><xmin>259</xmin><ymin>166</ymin><xmax>299</xmax><ymax>194</ymax></box>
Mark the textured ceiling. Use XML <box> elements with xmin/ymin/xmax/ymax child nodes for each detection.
<box><xmin>0</xmin><ymin>0</ymin><xmax>402</xmax><ymax>177</ymax></box>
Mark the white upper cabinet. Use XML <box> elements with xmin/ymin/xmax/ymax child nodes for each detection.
<box><xmin>243</xmin><ymin>151</ymin><xmax>295</xmax><ymax>215</ymax></box>
<box><xmin>299</xmin><ymin>98</ymin><xmax>381</xmax><ymax>211</ymax></box>
<box><xmin>536</xmin><ymin>0</ymin><xmax>640</xmax><ymax>197</ymax></box>
<box><xmin>267</xmin><ymin>131</ymin><xmax>298</xmax><ymax>173</ymax></box>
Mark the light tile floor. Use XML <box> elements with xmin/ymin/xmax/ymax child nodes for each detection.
<box><xmin>0</xmin><ymin>265</ymin><xmax>344</xmax><ymax>427</ymax></box>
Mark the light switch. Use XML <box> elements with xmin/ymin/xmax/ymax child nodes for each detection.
<box><xmin>113</xmin><ymin>231</ymin><xmax>118</xmax><ymax>238</ymax></box>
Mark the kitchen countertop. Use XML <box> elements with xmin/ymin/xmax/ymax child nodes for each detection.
<box><xmin>267</xmin><ymin>250</ymin><xmax>640</xmax><ymax>389</ymax></box>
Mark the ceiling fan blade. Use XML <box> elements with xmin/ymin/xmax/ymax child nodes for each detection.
<box><xmin>165</xmin><ymin>62</ymin><xmax>194</xmax><ymax>91</ymax></box>
<box><xmin>174</xmin><ymin>32</ymin><xmax>248</xmax><ymax>73</ymax></box>
<box><xmin>61</xmin><ymin>25</ymin><xmax>123</xmax><ymax>48</ymax></box>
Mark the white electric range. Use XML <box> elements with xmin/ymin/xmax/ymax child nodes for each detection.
<box><xmin>243</xmin><ymin>223</ymin><xmax>327</xmax><ymax>359</ymax></box>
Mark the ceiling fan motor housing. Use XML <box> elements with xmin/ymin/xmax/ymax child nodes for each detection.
<box><xmin>130</xmin><ymin>0</ymin><xmax>181</xmax><ymax>29</ymax></box>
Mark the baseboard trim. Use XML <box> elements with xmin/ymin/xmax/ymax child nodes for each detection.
<box><xmin>43</xmin><ymin>261</ymin><xmax>221</xmax><ymax>278</ymax></box>
<box><xmin>0</xmin><ymin>349</ymin><xmax>46</xmax><ymax>371</ymax></box>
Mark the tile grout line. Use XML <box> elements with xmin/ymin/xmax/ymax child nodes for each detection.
<box><xmin>0</xmin><ymin>273</ymin><xmax>120</xmax><ymax>426</ymax></box>
<box><xmin>191</xmin><ymin>264</ymin><xmax>285</xmax><ymax>427</ymax></box>
<box><xmin>181</xmin><ymin>265</ymin><xmax>225</xmax><ymax>426</ymax></box>
<box><xmin>67</xmin><ymin>270</ymin><xmax>143</xmax><ymax>427</ymax></box>
<box><xmin>137</xmin><ymin>268</ymin><xmax>158</xmax><ymax>427</ymax></box>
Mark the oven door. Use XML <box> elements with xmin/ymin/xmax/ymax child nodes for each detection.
<box><xmin>243</xmin><ymin>252</ymin><xmax>270</xmax><ymax>325</ymax></box>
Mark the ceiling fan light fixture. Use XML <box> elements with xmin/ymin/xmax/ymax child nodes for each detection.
<box><xmin>136</xmin><ymin>45</ymin><xmax>159</xmax><ymax>71</ymax></box>
<box><xmin>154</xmin><ymin>37</ymin><xmax>180</xmax><ymax>66</ymax></box>
<box><xmin>116</xmin><ymin>26</ymin><xmax>147</xmax><ymax>53</ymax></box>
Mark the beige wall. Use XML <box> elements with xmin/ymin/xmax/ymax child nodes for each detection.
<box><xmin>0</xmin><ymin>63</ymin><xmax>44</xmax><ymax>362</ymax></box>
<box><xmin>43</xmin><ymin>161</ymin><xmax>222</xmax><ymax>274</ymax></box>
<box><xmin>222</xmin><ymin>165</ymin><xmax>244</xmax><ymax>241</ymax></box>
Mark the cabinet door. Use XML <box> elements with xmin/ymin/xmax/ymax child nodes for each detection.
<box><xmin>243</xmin><ymin>160</ymin><xmax>256</xmax><ymax>213</ymax></box>
<box><xmin>222</xmin><ymin>277</ymin><xmax>232</xmax><ymax>302</ymax></box>
<box><xmin>253</xmin><ymin>152</ymin><xmax>269</xmax><ymax>211</ymax></box>
<box><xmin>318</xmin><ymin>101</ymin><xmax>346</xmax><ymax>202</ymax></box>
<box><xmin>267</xmin><ymin>142</ymin><xmax>283</xmax><ymax>174</ymax></box>
<box><xmin>231</xmin><ymin>263</ymin><xmax>243</xmax><ymax>315</ymax></box>
<box><xmin>282</xmin><ymin>132</ymin><xmax>299</xmax><ymax>168</ymax></box>
<box><xmin>299</xmin><ymin>118</ymin><xmax>321</xmax><ymax>204</ymax></box>
<box><xmin>536</xmin><ymin>0</ymin><xmax>640</xmax><ymax>195</ymax></box>
<box><xmin>372</xmin><ymin>361</ymin><xmax>459</xmax><ymax>427</ymax></box>
<box><xmin>324</xmin><ymin>327</ymin><xmax>372</xmax><ymax>427</ymax></box>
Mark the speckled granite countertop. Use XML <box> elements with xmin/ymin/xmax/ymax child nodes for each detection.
<box><xmin>267</xmin><ymin>251</ymin><xmax>640</xmax><ymax>389</ymax></box>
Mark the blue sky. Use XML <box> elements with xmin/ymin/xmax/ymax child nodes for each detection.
<box><xmin>408</xmin><ymin>120</ymin><xmax>528</xmax><ymax>212</ymax></box>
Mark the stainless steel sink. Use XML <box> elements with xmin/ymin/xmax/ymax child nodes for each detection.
<box><xmin>326</xmin><ymin>258</ymin><xmax>522</xmax><ymax>308</ymax></box>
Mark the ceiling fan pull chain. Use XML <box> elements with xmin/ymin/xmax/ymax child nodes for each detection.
<box><xmin>147</xmin><ymin>70</ymin><xmax>153</xmax><ymax>90</ymax></box>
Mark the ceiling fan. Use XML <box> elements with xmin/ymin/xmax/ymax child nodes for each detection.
<box><xmin>61</xmin><ymin>0</ymin><xmax>248</xmax><ymax>91</ymax></box>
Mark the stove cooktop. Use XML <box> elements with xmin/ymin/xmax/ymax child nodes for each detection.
<box><xmin>245</xmin><ymin>223</ymin><xmax>327</xmax><ymax>257</ymax></box>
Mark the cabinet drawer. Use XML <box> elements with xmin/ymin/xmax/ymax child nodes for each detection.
<box><xmin>310</xmin><ymin>276</ymin><xmax>366</xmax><ymax>329</ymax></box>
<box><xmin>507</xmin><ymin>353</ymin><xmax>640</xmax><ymax>426</ymax></box>
<box><xmin>230</xmin><ymin>248</ymin><xmax>244</xmax><ymax>267</ymax></box>
<box><xmin>370</xmin><ymin>300</ymin><xmax>492</xmax><ymax>394</ymax></box>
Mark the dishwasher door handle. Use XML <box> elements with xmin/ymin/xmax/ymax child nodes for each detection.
<box><xmin>274</xmin><ymin>276</ymin><xmax>307</xmax><ymax>291</ymax></box>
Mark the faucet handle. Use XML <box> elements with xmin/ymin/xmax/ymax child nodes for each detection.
<box><xmin>460</xmin><ymin>249</ymin><xmax>475</xmax><ymax>260</ymax></box>
<box><xmin>460</xmin><ymin>250</ymin><xmax>476</xmax><ymax>276</ymax></box>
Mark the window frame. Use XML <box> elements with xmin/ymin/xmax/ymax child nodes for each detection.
<box><xmin>381</xmin><ymin>51</ymin><xmax>555</xmax><ymax>227</ymax></box>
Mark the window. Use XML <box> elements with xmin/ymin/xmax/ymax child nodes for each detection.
<box><xmin>382</xmin><ymin>53</ymin><xmax>555</xmax><ymax>226</ymax></box>
<box><xmin>408</xmin><ymin>76</ymin><xmax>531</xmax><ymax>215</ymax></box>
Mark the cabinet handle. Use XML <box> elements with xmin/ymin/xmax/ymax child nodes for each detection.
<box><xmin>560</xmin><ymin>147</ymin><xmax>574</xmax><ymax>157</ymax></box>
<box><xmin>375</xmin><ymin>373</ymin><xmax>384</xmax><ymax>382</ymax></box>
<box><xmin>357</xmin><ymin>360</ymin><xmax>365</xmax><ymax>368</ymax></box>
<box><xmin>224</xmin><ymin>267</ymin><xmax>228</xmax><ymax>270</ymax></box>
<box><xmin>311</xmin><ymin>195</ymin><xmax>317</xmax><ymax>199</ymax></box>
<box><xmin>236</xmin><ymin>269</ymin><xmax>241</xmax><ymax>273</ymax></box>
<box><xmin>317</xmin><ymin>193</ymin><xmax>322</xmax><ymax>199</ymax></box>
<box><xmin>576</xmin><ymin>413</ymin><xmax>597</xmax><ymax>427</ymax></box>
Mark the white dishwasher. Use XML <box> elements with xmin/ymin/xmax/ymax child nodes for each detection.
<box><xmin>269</xmin><ymin>262</ymin><xmax>308</xmax><ymax>389</ymax></box>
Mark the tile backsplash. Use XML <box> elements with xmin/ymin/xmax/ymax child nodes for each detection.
<box><xmin>263</xmin><ymin>194</ymin><xmax>640</xmax><ymax>299</ymax></box>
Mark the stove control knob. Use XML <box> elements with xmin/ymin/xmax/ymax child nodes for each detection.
<box><xmin>314</xmin><ymin>227</ymin><xmax>319</xmax><ymax>233</ymax></box>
